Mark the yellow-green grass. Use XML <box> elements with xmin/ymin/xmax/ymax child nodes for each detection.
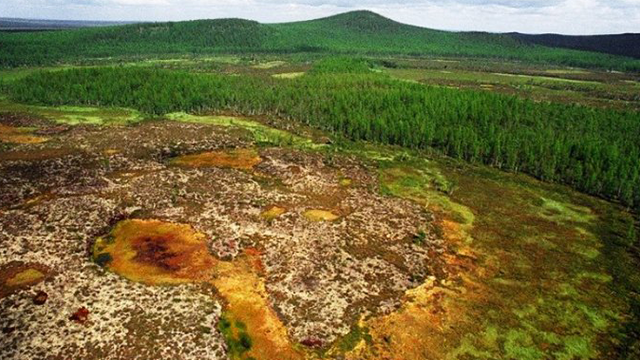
<box><xmin>166</xmin><ymin>112</ymin><xmax>323</xmax><ymax>149</ymax></box>
<box><xmin>0</xmin><ymin>99</ymin><xmax>144</xmax><ymax>126</ymax></box>
<box><xmin>336</xmin><ymin>142</ymin><xmax>639</xmax><ymax>359</ymax></box>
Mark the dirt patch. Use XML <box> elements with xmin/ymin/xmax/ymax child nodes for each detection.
<box><xmin>0</xmin><ymin>148</ymin><xmax>76</xmax><ymax>161</ymax></box>
<box><xmin>170</xmin><ymin>148</ymin><xmax>262</xmax><ymax>170</ymax></box>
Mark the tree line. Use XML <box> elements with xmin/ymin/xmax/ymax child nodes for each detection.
<box><xmin>6</xmin><ymin>65</ymin><xmax>640</xmax><ymax>208</ymax></box>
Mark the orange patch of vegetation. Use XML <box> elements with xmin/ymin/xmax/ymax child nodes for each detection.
<box><xmin>243</xmin><ymin>248</ymin><xmax>266</xmax><ymax>274</ymax></box>
<box><xmin>339</xmin><ymin>178</ymin><xmax>353</xmax><ymax>187</ymax></box>
<box><xmin>358</xmin><ymin>282</ymin><xmax>472</xmax><ymax>359</ymax></box>
<box><xmin>93</xmin><ymin>222</ymin><xmax>301</xmax><ymax>358</ymax></box>
<box><xmin>170</xmin><ymin>148</ymin><xmax>262</xmax><ymax>170</ymax></box>
<box><xmin>0</xmin><ymin>124</ymin><xmax>49</xmax><ymax>144</ymax></box>
<box><xmin>212</xmin><ymin>249</ymin><xmax>304</xmax><ymax>360</ymax></box>
<box><xmin>351</xmin><ymin>212</ymin><xmax>484</xmax><ymax>360</ymax></box>
<box><xmin>355</xmin><ymin>279</ymin><xmax>451</xmax><ymax>360</ymax></box>
<box><xmin>6</xmin><ymin>269</ymin><xmax>45</xmax><ymax>287</ymax></box>
<box><xmin>261</xmin><ymin>205</ymin><xmax>286</xmax><ymax>221</ymax></box>
<box><xmin>92</xmin><ymin>220</ymin><xmax>301</xmax><ymax>357</ymax></box>
<box><xmin>103</xmin><ymin>149</ymin><xmax>120</xmax><ymax>156</ymax></box>
<box><xmin>0</xmin><ymin>262</ymin><xmax>49</xmax><ymax>298</ymax></box>
<box><xmin>92</xmin><ymin>219</ymin><xmax>216</xmax><ymax>285</ymax></box>
<box><xmin>0</xmin><ymin>148</ymin><xmax>75</xmax><ymax>161</ymax></box>
<box><xmin>303</xmin><ymin>209</ymin><xmax>340</xmax><ymax>222</ymax></box>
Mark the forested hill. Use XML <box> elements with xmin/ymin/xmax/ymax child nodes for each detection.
<box><xmin>1</xmin><ymin>10</ymin><xmax>639</xmax><ymax>71</ymax></box>
<box><xmin>510</xmin><ymin>32</ymin><xmax>640</xmax><ymax>59</ymax></box>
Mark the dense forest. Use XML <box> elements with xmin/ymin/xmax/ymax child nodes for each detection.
<box><xmin>5</xmin><ymin>60</ymin><xmax>640</xmax><ymax>209</ymax></box>
<box><xmin>511</xmin><ymin>33</ymin><xmax>640</xmax><ymax>60</ymax></box>
<box><xmin>1</xmin><ymin>11</ymin><xmax>640</xmax><ymax>71</ymax></box>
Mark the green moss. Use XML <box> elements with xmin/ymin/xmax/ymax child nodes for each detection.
<box><xmin>557</xmin><ymin>283</ymin><xmax>580</xmax><ymax>297</ymax></box>
<box><xmin>378</xmin><ymin>160</ymin><xmax>474</xmax><ymax>228</ymax></box>
<box><xmin>481</xmin><ymin>325</ymin><xmax>499</xmax><ymax>348</ymax></box>
<box><xmin>252</xmin><ymin>60</ymin><xmax>286</xmax><ymax>69</ymax></box>
<box><xmin>336</xmin><ymin>324</ymin><xmax>373</xmax><ymax>353</ymax></box>
<box><xmin>94</xmin><ymin>253</ymin><xmax>113</xmax><ymax>267</ymax></box>
<box><xmin>166</xmin><ymin>112</ymin><xmax>323</xmax><ymax>149</ymax></box>
<box><xmin>570</xmin><ymin>243</ymin><xmax>601</xmax><ymax>260</ymax></box>
<box><xmin>449</xmin><ymin>337</ymin><xmax>494</xmax><ymax>359</ymax></box>
<box><xmin>272</xmin><ymin>72</ymin><xmax>305</xmax><ymax>79</ymax></box>
<box><xmin>413</xmin><ymin>230</ymin><xmax>427</xmax><ymax>246</ymax></box>
<box><xmin>503</xmin><ymin>329</ymin><xmax>544</xmax><ymax>360</ymax></box>
<box><xmin>0</xmin><ymin>99</ymin><xmax>144</xmax><ymax>126</ymax></box>
<box><xmin>539</xmin><ymin>197</ymin><xmax>595</xmax><ymax>224</ymax></box>
<box><xmin>577</xmin><ymin>272</ymin><xmax>612</xmax><ymax>283</ymax></box>
<box><xmin>576</xmin><ymin>304</ymin><xmax>611</xmax><ymax>330</ymax></box>
<box><xmin>554</xmin><ymin>336</ymin><xmax>592</xmax><ymax>360</ymax></box>
<box><xmin>217</xmin><ymin>313</ymin><xmax>253</xmax><ymax>359</ymax></box>
<box><xmin>367</xmin><ymin>145</ymin><xmax>637</xmax><ymax>358</ymax></box>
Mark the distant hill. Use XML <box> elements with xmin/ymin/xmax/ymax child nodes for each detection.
<box><xmin>1</xmin><ymin>10</ymin><xmax>638</xmax><ymax>71</ymax></box>
<box><xmin>511</xmin><ymin>33</ymin><xmax>640</xmax><ymax>59</ymax></box>
<box><xmin>0</xmin><ymin>18</ymin><xmax>137</xmax><ymax>32</ymax></box>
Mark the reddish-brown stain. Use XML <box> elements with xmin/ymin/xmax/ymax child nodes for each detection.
<box><xmin>70</xmin><ymin>307</ymin><xmax>90</xmax><ymax>324</ymax></box>
<box><xmin>301</xmin><ymin>338</ymin><xmax>323</xmax><ymax>348</ymax></box>
<box><xmin>33</xmin><ymin>291</ymin><xmax>48</xmax><ymax>305</ymax></box>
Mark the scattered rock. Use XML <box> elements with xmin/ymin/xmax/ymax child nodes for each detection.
<box><xmin>301</xmin><ymin>338</ymin><xmax>323</xmax><ymax>348</ymax></box>
<box><xmin>69</xmin><ymin>307</ymin><xmax>90</xmax><ymax>324</ymax></box>
<box><xmin>33</xmin><ymin>291</ymin><xmax>48</xmax><ymax>305</ymax></box>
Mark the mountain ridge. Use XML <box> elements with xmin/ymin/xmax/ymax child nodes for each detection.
<box><xmin>1</xmin><ymin>10</ymin><xmax>639</xmax><ymax>70</ymax></box>
<box><xmin>510</xmin><ymin>32</ymin><xmax>640</xmax><ymax>59</ymax></box>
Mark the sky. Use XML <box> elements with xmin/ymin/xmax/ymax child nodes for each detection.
<box><xmin>1</xmin><ymin>0</ymin><xmax>639</xmax><ymax>35</ymax></box>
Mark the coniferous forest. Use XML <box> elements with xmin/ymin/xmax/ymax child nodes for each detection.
<box><xmin>7</xmin><ymin>63</ymin><xmax>640</xmax><ymax>208</ymax></box>
<box><xmin>2</xmin><ymin>11</ymin><xmax>640</xmax><ymax>71</ymax></box>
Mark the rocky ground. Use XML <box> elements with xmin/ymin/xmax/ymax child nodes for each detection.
<box><xmin>0</xmin><ymin>113</ymin><xmax>446</xmax><ymax>359</ymax></box>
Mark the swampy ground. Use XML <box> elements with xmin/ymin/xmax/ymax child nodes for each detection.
<box><xmin>0</xmin><ymin>57</ymin><xmax>639</xmax><ymax>360</ymax></box>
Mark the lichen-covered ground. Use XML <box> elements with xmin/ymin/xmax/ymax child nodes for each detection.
<box><xmin>1</xmin><ymin>105</ymin><xmax>638</xmax><ymax>359</ymax></box>
<box><xmin>0</xmin><ymin>111</ymin><xmax>445</xmax><ymax>359</ymax></box>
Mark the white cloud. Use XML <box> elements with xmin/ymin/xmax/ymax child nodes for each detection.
<box><xmin>0</xmin><ymin>0</ymin><xmax>638</xmax><ymax>34</ymax></box>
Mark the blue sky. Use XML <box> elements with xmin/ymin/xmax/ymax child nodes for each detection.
<box><xmin>1</xmin><ymin>0</ymin><xmax>639</xmax><ymax>34</ymax></box>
